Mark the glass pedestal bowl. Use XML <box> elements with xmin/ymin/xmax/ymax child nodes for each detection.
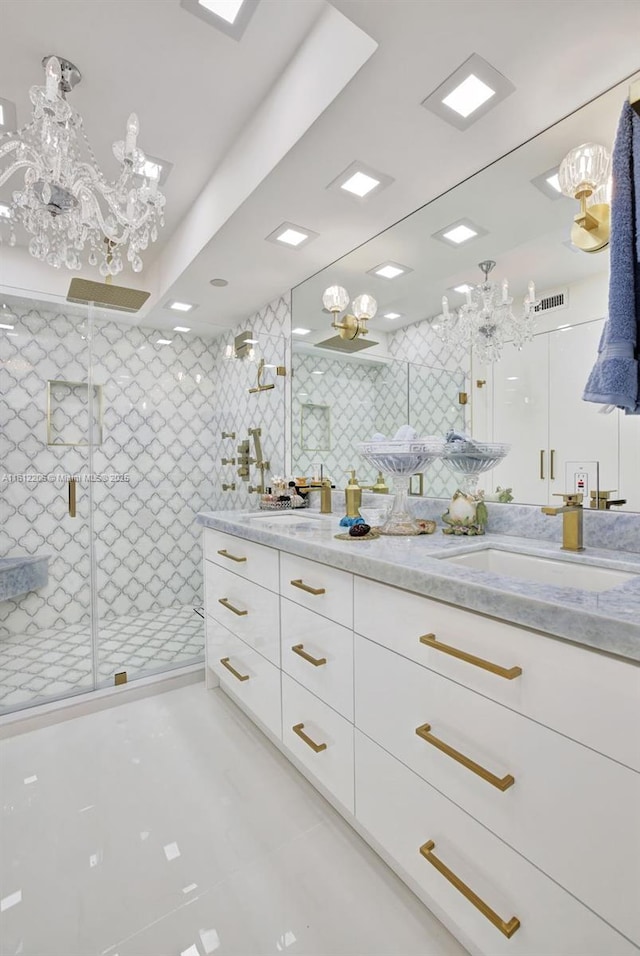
<box><xmin>357</xmin><ymin>439</ymin><xmax>445</xmax><ymax>535</ymax></box>
<box><xmin>441</xmin><ymin>441</ymin><xmax>510</xmax><ymax>535</ymax></box>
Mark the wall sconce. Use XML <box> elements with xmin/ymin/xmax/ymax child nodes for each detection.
<box><xmin>558</xmin><ymin>142</ymin><xmax>611</xmax><ymax>253</ymax></box>
<box><xmin>315</xmin><ymin>285</ymin><xmax>379</xmax><ymax>353</ymax></box>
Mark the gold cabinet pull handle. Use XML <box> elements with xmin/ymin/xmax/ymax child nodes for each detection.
<box><xmin>217</xmin><ymin>549</ymin><xmax>247</xmax><ymax>563</ymax></box>
<box><xmin>220</xmin><ymin>657</ymin><xmax>250</xmax><ymax>682</ymax></box>
<box><xmin>68</xmin><ymin>478</ymin><xmax>77</xmax><ymax>518</ymax></box>
<box><xmin>291</xmin><ymin>644</ymin><xmax>327</xmax><ymax>667</ymax></box>
<box><xmin>290</xmin><ymin>578</ymin><xmax>326</xmax><ymax>596</ymax></box>
<box><xmin>419</xmin><ymin>634</ymin><xmax>522</xmax><ymax>680</ymax></box>
<box><xmin>416</xmin><ymin>723</ymin><xmax>515</xmax><ymax>791</ymax></box>
<box><xmin>218</xmin><ymin>597</ymin><xmax>248</xmax><ymax>617</ymax></box>
<box><xmin>550</xmin><ymin>448</ymin><xmax>556</xmax><ymax>481</ymax></box>
<box><xmin>419</xmin><ymin>840</ymin><xmax>520</xmax><ymax>939</ymax></box>
<box><xmin>292</xmin><ymin>722</ymin><xmax>327</xmax><ymax>753</ymax></box>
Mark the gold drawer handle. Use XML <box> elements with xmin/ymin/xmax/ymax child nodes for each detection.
<box><xmin>217</xmin><ymin>549</ymin><xmax>247</xmax><ymax>563</ymax></box>
<box><xmin>291</xmin><ymin>644</ymin><xmax>327</xmax><ymax>667</ymax></box>
<box><xmin>419</xmin><ymin>634</ymin><xmax>522</xmax><ymax>680</ymax></box>
<box><xmin>218</xmin><ymin>597</ymin><xmax>248</xmax><ymax>617</ymax></box>
<box><xmin>420</xmin><ymin>840</ymin><xmax>520</xmax><ymax>939</ymax></box>
<box><xmin>220</xmin><ymin>657</ymin><xmax>250</xmax><ymax>682</ymax></box>
<box><xmin>290</xmin><ymin>578</ymin><xmax>326</xmax><ymax>596</ymax></box>
<box><xmin>292</xmin><ymin>722</ymin><xmax>327</xmax><ymax>753</ymax></box>
<box><xmin>416</xmin><ymin>723</ymin><xmax>515</xmax><ymax>791</ymax></box>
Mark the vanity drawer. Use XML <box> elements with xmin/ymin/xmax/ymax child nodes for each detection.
<box><xmin>281</xmin><ymin>598</ymin><xmax>354</xmax><ymax>721</ymax></box>
<box><xmin>355</xmin><ymin>731</ymin><xmax>638</xmax><ymax>956</ymax></box>
<box><xmin>204</xmin><ymin>528</ymin><xmax>278</xmax><ymax>592</ymax></box>
<box><xmin>354</xmin><ymin>576</ymin><xmax>640</xmax><ymax>772</ymax></box>
<box><xmin>205</xmin><ymin>562</ymin><xmax>280</xmax><ymax>665</ymax></box>
<box><xmin>207</xmin><ymin>620</ymin><xmax>281</xmax><ymax>739</ymax></box>
<box><xmin>282</xmin><ymin>672</ymin><xmax>354</xmax><ymax>812</ymax></box>
<box><xmin>280</xmin><ymin>553</ymin><xmax>352</xmax><ymax>628</ymax></box>
<box><xmin>355</xmin><ymin>635</ymin><xmax>640</xmax><ymax>945</ymax></box>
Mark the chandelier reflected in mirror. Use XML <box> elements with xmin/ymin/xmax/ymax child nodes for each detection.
<box><xmin>436</xmin><ymin>260</ymin><xmax>539</xmax><ymax>363</ymax></box>
<box><xmin>0</xmin><ymin>56</ymin><xmax>166</xmax><ymax>275</ymax></box>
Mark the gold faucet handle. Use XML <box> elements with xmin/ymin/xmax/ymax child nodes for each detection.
<box><xmin>553</xmin><ymin>492</ymin><xmax>583</xmax><ymax>506</ymax></box>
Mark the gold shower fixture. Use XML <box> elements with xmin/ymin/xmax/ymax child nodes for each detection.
<box><xmin>558</xmin><ymin>142</ymin><xmax>611</xmax><ymax>253</ymax></box>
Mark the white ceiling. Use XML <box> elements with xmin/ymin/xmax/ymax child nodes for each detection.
<box><xmin>1</xmin><ymin>0</ymin><xmax>640</xmax><ymax>335</ymax></box>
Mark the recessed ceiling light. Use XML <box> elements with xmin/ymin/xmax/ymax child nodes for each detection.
<box><xmin>166</xmin><ymin>300</ymin><xmax>196</xmax><ymax>312</ymax></box>
<box><xmin>157</xmin><ymin>338</ymin><xmax>173</xmax><ymax>345</ymax></box>
<box><xmin>266</xmin><ymin>222</ymin><xmax>318</xmax><ymax>249</ymax></box>
<box><xmin>180</xmin><ymin>0</ymin><xmax>259</xmax><ymax>42</ymax></box>
<box><xmin>443</xmin><ymin>224</ymin><xmax>477</xmax><ymax>244</ymax></box>
<box><xmin>341</xmin><ymin>171</ymin><xmax>380</xmax><ymax>197</ymax></box>
<box><xmin>452</xmin><ymin>283</ymin><xmax>474</xmax><ymax>295</ymax></box>
<box><xmin>328</xmin><ymin>161</ymin><xmax>394</xmax><ymax>201</ymax></box>
<box><xmin>442</xmin><ymin>74</ymin><xmax>495</xmax><ymax>118</ymax></box>
<box><xmin>432</xmin><ymin>218</ymin><xmax>487</xmax><ymax>247</ymax></box>
<box><xmin>531</xmin><ymin>166</ymin><xmax>564</xmax><ymax>201</ymax></box>
<box><xmin>368</xmin><ymin>261</ymin><xmax>412</xmax><ymax>280</ymax></box>
<box><xmin>507</xmin><ymin>376</ymin><xmax>519</xmax><ymax>381</ymax></box>
<box><xmin>312</xmin><ymin>370</ymin><xmax>324</xmax><ymax>375</ymax></box>
<box><xmin>198</xmin><ymin>0</ymin><xmax>244</xmax><ymax>23</ymax></box>
<box><xmin>134</xmin><ymin>153</ymin><xmax>172</xmax><ymax>186</ymax></box>
<box><xmin>173</xmin><ymin>326</ymin><xmax>191</xmax><ymax>332</ymax></box>
<box><xmin>292</xmin><ymin>327</ymin><xmax>311</xmax><ymax>335</ymax></box>
<box><xmin>209</xmin><ymin>278</ymin><xmax>228</xmax><ymax>287</ymax></box>
<box><xmin>0</xmin><ymin>97</ymin><xmax>16</xmax><ymax>132</ymax></box>
<box><xmin>422</xmin><ymin>54</ymin><xmax>515</xmax><ymax>130</ymax></box>
<box><xmin>0</xmin><ymin>202</ymin><xmax>11</xmax><ymax>218</ymax></box>
<box><xmin>0</xmin><ymin>323</ymin><xmax>15</xmax><ymax>330</ymax></box>
<box><xmin>242</xmin><ymin>337</ymin><xmax>259</xmax><ymax>344</ymax></box>
<box><xmin>383</xmin><ymin>312</ymin><xmax>402</xmax><ymax>320</ymax></box>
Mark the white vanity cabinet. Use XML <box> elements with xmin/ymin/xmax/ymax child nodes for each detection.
<box><xmin>202</xmin><ymin>526</ymin><xmax>640</xmax><ymax>955</ymax></box>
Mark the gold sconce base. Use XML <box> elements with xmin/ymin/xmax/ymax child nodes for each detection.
<box><xmin>571</xmin><ymin>202</ymin><xmax>610</xmax><ymax>253</ymax></box>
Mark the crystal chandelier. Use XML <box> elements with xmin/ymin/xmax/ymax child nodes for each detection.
<box><xmin>0</xmin><ymin>56</ymin><xmax>166</xmax><ymax>275</ymax></box>
<box><xmin>436</xmin><ymin>260</ymin><xmax>538</xmax><ymax>363</ymax></box>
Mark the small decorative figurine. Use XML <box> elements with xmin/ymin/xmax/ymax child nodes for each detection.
<box><xmin>442</xmin><ymin>490</ymin><xmax>488</xmax><ymax>536</ymax></box>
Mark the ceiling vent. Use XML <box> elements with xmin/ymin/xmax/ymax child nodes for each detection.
<box><xmin>533</xmin><ymin>288</ymin><xmax>568</xmax><ymax>314</ymax></box>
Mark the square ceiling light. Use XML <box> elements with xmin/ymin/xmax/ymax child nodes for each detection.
<box><xmin>367</xmin><ymin>261</ymin><xmax>412</xmax><ymax>280</ymax></box>
<box><xmin>134</xmin><ymin>154</ymin><xmax>173</xmax><ymax>187</ymax></box>
<box><xmin>328</xmin><ymin>161</ymin><xmax>394</xmax><ymax>201</ymax></box>
<box><xmin>0</xmin><ymin>97</ymin><xmax>17</xmax><ymax>133</ymax></box>
<box><xmin>450</xmin><ymin>283</ymin><xmax>474</xmax><ymax>295</ymax></box>
<box><xmin>383</xmin><ymin>312</ymin><xmax>402</xmax><ymax>320</ymax></box>
<box><xmin>292</xmin><ymin>327</ymin><xmax>311</xmax><ymax>335</ymax></box>
<box><xmin>531</xmin><ymin>166</ymin><xmax>564</xmax><ymax>201</ymax></box>
<box><xmin>0</xmin><ymin>202</ymin><xmax>11</xmax><ymax>219</ymax></box>
<box><xmin>422</xmin><ymin>53</ymin><xmax>515</xmax><ymax>130</ymax></box>
<box><xmin>165</xmin><ymin>300</ymin><xmax>198</xmax><ymax>312</ymax></box>
<box><xmin>432</xmin><ymin>218</ymin><xmax>487</xmax><ymax>247</ymax></box>
<box><xmin>266</xmin><ymin>222</ymin><xmax>318</xmax><ymax>249</ymax></box>
<box><xmin>180</xmin><ymin>0</ymin><xmax>259</xmax><ymax>40</ymax></box>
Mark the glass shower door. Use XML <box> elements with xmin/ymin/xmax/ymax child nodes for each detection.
<box><xmin>0</xmin><ymin>293</ymin><xmax>96</xmax><ymax>713</ymax></box>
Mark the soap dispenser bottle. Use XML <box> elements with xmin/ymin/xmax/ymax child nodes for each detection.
<box><xmin>345</xmin><ymin>468</ymin><xmax>362</xmax><ymax>518</ymax></box>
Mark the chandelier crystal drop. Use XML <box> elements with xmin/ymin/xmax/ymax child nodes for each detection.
<box><xmin>436</xmin><ymin>260</ymin><xmax>538</xmax><ymax>363</ymax></box>
<box><xmin>0</xmin><ymin>56</ymin><xmax>166</xmax><ymax>274</ymax></box>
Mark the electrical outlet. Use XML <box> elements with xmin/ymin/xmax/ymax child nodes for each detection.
<box><xmin>564</xmin><ymin>460</ymin><xmax>599</xmax><ymax>500</ymax></box>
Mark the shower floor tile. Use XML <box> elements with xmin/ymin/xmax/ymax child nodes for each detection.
<box><xmin>0</xmin><ymin>606</ymin><xmax>204</xmax><ymax>713</ymax></box>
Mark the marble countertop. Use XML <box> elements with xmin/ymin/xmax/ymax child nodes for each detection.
<box><xmin>196</xmin><ymin>509</ymin><xmax>640</xmax><ymax>664</ymax></box>
<box><xmin>0</xmin><ymin>555</ymin><xmax>50</xmax><ymax>602</ymax></box>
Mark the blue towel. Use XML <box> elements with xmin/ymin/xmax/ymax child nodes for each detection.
<box><xmin>583</xmin><ymin>101</ymin><xmax>640</xmax><ymax>414</ymax></box>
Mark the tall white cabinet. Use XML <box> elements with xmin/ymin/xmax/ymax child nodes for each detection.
<box><xmin>488</xmin><ymin>318</ymin><xmax>631</xmax><ymax>507</ymax></box>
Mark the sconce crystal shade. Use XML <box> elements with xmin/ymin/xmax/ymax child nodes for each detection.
<box><xmin>351</xmin><ymin>293</ymin><xmax>377</xmax><ymax>320</ymax></box>
<box><xmin>559</xmin><ymin>143</ymin><xmax>611</xmax><ymax>199</ymax></box>
<box><xmin>322</xmin><ymin>285</ymin><xmax>350</xmax><ymax>314</ymax></box>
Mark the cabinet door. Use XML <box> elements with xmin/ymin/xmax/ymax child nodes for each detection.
<box><xmin>549</xmin><ymin>320</ymin><xmax>619</xmax><ymax>499</ymax></box>
<box><xmin>619</xmin><ymin>411</ymin><xmax>640</xmax><ymax>512</ymax></box>
<box><xmin>490</xmin><ymin>335</ymin><xmax>549</xmax><ymax>505</ymax></box>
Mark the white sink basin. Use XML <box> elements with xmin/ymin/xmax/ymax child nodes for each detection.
<box><xmin>443</xmin><ymin>549</ymin><xmax>637</xmax><ymax>592</ymax></box>
<box><xmin>247</xmin><ymin>511</ymin><xmax>329</xmax><ymax>528</ymax></box>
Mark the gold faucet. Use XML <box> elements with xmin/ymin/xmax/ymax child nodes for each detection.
<box><xmin>589</xmin><ymin>490</ymin><xmax>627</xmax><ymax>510</ymax></box>
<box><xmin>305</xmin><ymin>479</ymin><xmax>332</xmax><ymax>514</ymax></box>
<box><xmin>541</xmin><ymin>493</ymin><xmax>584</xmax><ymax>552</ymax></box>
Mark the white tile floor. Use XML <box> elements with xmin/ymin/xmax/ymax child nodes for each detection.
<box><xmin>0</xmin><ymin>607</ymin><xmax>204</xmax><ymax>711</ymax></box>
<box><xmin>0</xmin><ymin>683</ymin><xmax>468</xmax><ymax>956</ymax></box>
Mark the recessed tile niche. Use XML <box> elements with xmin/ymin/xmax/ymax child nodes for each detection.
<box><xmin>46</xmin><ymin>380</ymin><xmax>103</xmax><ymax>446</ymax></box>
<box><xmin>301</xmin><ymin>402</ymin><xmax>331</xmax><ymax>452</ymax></box>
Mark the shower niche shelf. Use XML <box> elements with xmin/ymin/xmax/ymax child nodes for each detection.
<box><xmin>47</xmin><ymin>380</ymin><xmax>104</xmax><ymax>446</ymax></box>
<box><xmin>301</xmin><ymin>402</ymin><xmax>331</xmax><ymax>452</ymax></box>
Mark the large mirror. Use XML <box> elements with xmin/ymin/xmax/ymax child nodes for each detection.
<box><xmin>291</xmin><ymin>72</ymin><xmax>640</xmax><ymax>512</ymax></box>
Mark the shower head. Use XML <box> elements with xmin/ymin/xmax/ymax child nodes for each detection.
<box><xmin>66</xmin><ymin>278</ymin><xmax>150</xmax><ymax>313</ymax></box>
<box><xmin>314</xmin><ymin>334</ymin><xmax>379</xmax><ymax>353</ymax></box>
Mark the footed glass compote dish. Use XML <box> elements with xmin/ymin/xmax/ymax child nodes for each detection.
<box><xmin>441</xmin><ymin>441</ymin><xmax>510</xmax><ymax>535</ymax></box>
<box><xmin>357</xmin><ymin>438</ymin><xmax>445</xmax><ymax>535</ymax></box>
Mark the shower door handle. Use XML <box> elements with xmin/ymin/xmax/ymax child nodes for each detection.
<box><xmin>68</xmin><ymin>478</ymin><xmax>77</xmax><ymax>518</ymax></box>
